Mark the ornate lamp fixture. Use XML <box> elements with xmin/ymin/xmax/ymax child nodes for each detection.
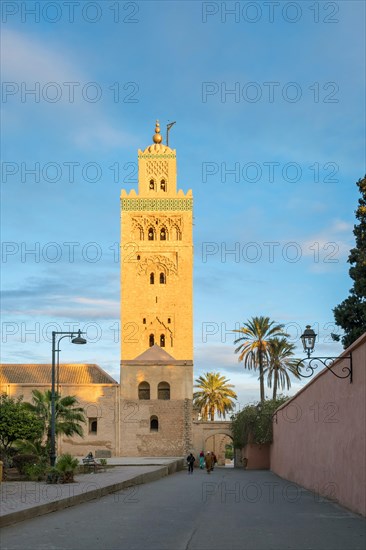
<box><xmin>296</xmin><ymin>325</ymin><xmax>353</xmax><ymax>383</ymax></box>
<box><xmin>300</xmin><ymin>325</ymin><xmax>316</xmax><ymax>358</ymax></box>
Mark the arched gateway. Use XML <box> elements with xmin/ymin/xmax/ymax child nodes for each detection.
<box><xmin>191</xmin><ymin>421</ymin><xmax>234</xmax><ymax>466</ymax></box>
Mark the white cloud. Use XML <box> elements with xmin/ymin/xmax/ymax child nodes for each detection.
<box><xmin>2</xmin><ymin>29</ymin><xmax>81</xmax><ymax>82</ymax></box>
<box><xmin>1</xmin><ymin>29</ymin><xmax>136</xmax><ymax>151</ymax></box>
<box><xmin>300</xmin><ymin>218</ymin><xmax>354</xmax><ymax>265</ymax></box>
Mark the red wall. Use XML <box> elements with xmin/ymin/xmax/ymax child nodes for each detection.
<box><xmin>271</xmin><ymin>333</ymin><xmax>366</xmax><ymax>516</ymax></box>
<box><xmin>241</xmin><ymin>444</ymin><xmax>270</xmax><ymax>470</ymax></box>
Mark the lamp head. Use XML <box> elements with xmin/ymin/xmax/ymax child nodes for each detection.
<box><xmin>71</xmin><ymin>330</ymin><xmax>87</xmax><ymax>345</ymax></box>
<box><xmin>300</xmin><ymin>325</ymin><xmax>316</xmax><ymax>357</ymax></box>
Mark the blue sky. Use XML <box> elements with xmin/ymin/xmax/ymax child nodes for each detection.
<box><xmin>1</xmin><ymin>1</ymin><xmax>365</xmax><ymax>407</ymax></box>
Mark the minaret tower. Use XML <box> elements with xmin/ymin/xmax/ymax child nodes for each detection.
<box><xmin>119</xmin><ymin>121</ymin><xmax>193</xmax><ymax>456</ymax></box>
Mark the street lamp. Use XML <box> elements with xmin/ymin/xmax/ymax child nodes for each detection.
<box><xmin>296</xmin><ymin>325</ymin><xmax>352</xmax><ymax>383</ymax></box>
<box><xmin>300</xmin><ymin>325</ymin><xmax>316</xmax><ymax>358</ymax></box>
<box><xmin>50</xmin><ymin>330</ymin><xmax>87</xmax><ymax>466</ymax></box>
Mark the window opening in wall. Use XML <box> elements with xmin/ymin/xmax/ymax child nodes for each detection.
<box><xmin>137</xmin><ymin>255</ymin><xmax>140</xmax><ymax>260</ymax></box>
<box><xmin>88</xmin><ymin>418</ymin><xmax>98</xmax><ymax>434</ymax></box>
<box><xmin>160</xmin><ymin>179</ymin><xmax>166</xmax><ymax>191</ymax></box>
<box><xmin>173</xmin><ymin>227</ymin><xmax>181</xmax><ymax>240</ymax></box>
<box><xmin>143</xmin><ymin>318</ymin><xmax>146</xmax><ymax>324</ymax></box>
<box><xmin>149</xmin><ymin>179</ymin><xmax>155</xmax><ymax>190</ymax></box>
<box><xmin>159</xmin><ymin>272</ymin><xmax>166</xmax><ymax>284</ymax></box>
<box><xmin>150</xmin><ymin>416</ymin><xmax>159</xmax><ymax>431</ymax></box>
<box><xmin>158</xmin><ymin>382</ymin><xmax>170</xmax><ymax>400</ymax></box>
<box><xmin>149</xmin><ymin>334</ymin><xmax>154</xmax><ymax>347</ymax></box>
<box><xmin>138</xmin><ymin>381</ymin><xmax>150</xmax><ymax>400</ymax></box>
<box><xmin>160</xmin><ymin>228</ymin><xmax>167</xmax><ymax>240</ymax></box>
<box><xmin>160</xmin><ymin>334</ymin><xmax>165</xmax><ymax>347</ymax></box>
<box><xmin>148</xmin><ymin>228</ymin><xmax>154</xmax><ymax>240</ymax></box>
<box><xmin>150</xmin><ymin>273</ymin><xmax>154</xmax><ymax>284</ymax></box>
<box><xmin>167</xmin><ymin>318</ymin><xmax>171</xmax><ymax>324</ymax></box>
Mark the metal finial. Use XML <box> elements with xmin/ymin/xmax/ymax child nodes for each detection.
<box><xmin>153</xmin><ymin>120</ymin><xmax>162</xmax><ymax>144</ymax></box>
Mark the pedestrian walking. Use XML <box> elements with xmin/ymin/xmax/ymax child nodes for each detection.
<box><xmin>186</xmin><ymin>453</ymin><xmax>195</xmax><ymax>474</ymax></box>
<box><xmin>199</xmin><ymin>450</ymin><xmax>205</xmax><ymax>469</ymax></box>
<box><xmin>205</xmin><ymin>451</ymin><xmax>213</xmax><ymax>473</ymax></box>
<box><xmin>211</xmin><ymin>452</ymin><xmax>217</xmax><ymax>471</ymax></box>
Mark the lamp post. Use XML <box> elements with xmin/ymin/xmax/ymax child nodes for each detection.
<box><xmin>50</xmin><ymin>330</ymin><xmax>87</xmax><ymax>467</ymax></box>
<box><xmin>296</xmin><ymin>325</ymin><xmax>352</xmax><ymax>383</ymax></box>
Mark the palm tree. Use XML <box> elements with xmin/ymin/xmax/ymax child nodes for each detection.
<box><xmin>233</xmin><ymin>316</ymin><xmax>286</xmax><ymax>402</ymax></box>
<box><xmin>193</xmin><ymin>372</ymin><xmax>237</xmax><ymax>421</ymax></box>
<box><xmin>23</xmin><ymin>390</ymin><xmax>86</xmax><ymax>455</ymax></box>
<box><xmin>265</xmin><ymin>337</ymin><xmax>301</xmax><ymax>399</ymax></box>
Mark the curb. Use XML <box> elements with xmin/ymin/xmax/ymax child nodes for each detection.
<box><xmin>0</xmin><ymin>459</ymin><xmax>185</xmax><ymax>528</ymax></box>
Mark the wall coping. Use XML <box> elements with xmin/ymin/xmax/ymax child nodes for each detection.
<box><xmin>121</xmin><ymin>360</ymin><xmax>193</xmax><ymax>366</ymax></box>
<box><xmin>192</xmin><ymin>421</ymin><xmax>232</xmax><ymax>426</ymax></box>
<box><xmin>1</xmin><ymin>383</ymin><xmax>119</xmax><ymax>388</ymax></box>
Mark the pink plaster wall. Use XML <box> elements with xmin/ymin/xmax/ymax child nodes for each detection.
<box><xmin>270</xmin><ymin>333</ymin><xmax>366</xmax><ymax>516</ymax></box>
<box><xmin>241</xmin><ymin>444</ymin><xmax>270</xmax><ymax>470</ymax></box>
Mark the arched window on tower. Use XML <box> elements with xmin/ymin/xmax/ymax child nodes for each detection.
<box><xmin>138</xmin><ymin>381</ymin><xmax>150</xmax><ymax>400</ymax></box>
<box><xmin>160</xmin><ymin>227</ymin><xmax>167</xmax><ymax>240</ymax></box>
<box><xmin>148</xmin><ymin>227</ymin><xmax>154</xmax><ymax>241</ymax></box>
<box><xmin>159</xmin><ymin>272</ymin><xmax>166</xmax><ymax>284</ymax></box>
<box><xmin>160</xmin><ymin>179</ymin><xmax>166</xmax><ymax>191</ymax></box>
<box><xmin>136</xmin><ymin>226</ymin><xmax>144</xmax><ymax>240</ymax></box>
<box><xmin>150</xmin><ymin>273</ymin><xmax>155</xmax><ymax>284</ymax></box>
<box><xmin>158</xmin><ymin>381</ymin><xmax>170</xmax><ymax>400</ymax></box>
<box><xmin>149</xmin><ymin>334</ymin><xmax>155</xmax><ymax>347</ymax></box>
<box><xmin>150</xmin><ymin>416</ymin><xmax>159</xmax><ymax>432</ymax></box>
<box><xmin>149</xmin><ymin>179</ymin><xmax>155</xmax><ymax>190</ymax></box>
<box><xmin>160</xmin><ymin>334</ymin><xmax>165</xmax><ymax>347</ymax></box>
<box><xmin>172</xmin><ymin>226</ymin><xmax>181</xmax><ymax>241</ymax></box>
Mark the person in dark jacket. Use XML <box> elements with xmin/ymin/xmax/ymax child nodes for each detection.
<box><xmin>187</xmin><ymin>453</ymin><xmax>196</xmax><ymax>474</ymax></box>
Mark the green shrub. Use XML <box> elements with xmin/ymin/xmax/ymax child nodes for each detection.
<box><xmin>46</xmin><ymin>467</ymin><xmax>60</xmax><ymax>484</ymax></box>
<box><xmin>24</xmin><ymin>462</ymin><xmax>47</xmax><ymax>481</ymax></box>
<box><xmin>13</xmin><ymin>454</ymin><xmax>39</xmax><ymax>474</ymax></box>
<box><xmin>225</xmin><ymin>447</ymin><xmax>234</xmax><ymax>460</ymax></box>
<box><xmin>231</xmin><ymin>396</ymin><xmax>288</xmax><ymax>448</ymax></box>
<box><xmin>56</xmin><ymin>453</ymin><xmax>79</xmax><ymax>483</ymax></box>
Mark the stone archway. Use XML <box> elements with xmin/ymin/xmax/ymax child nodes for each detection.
<box><xmin>205</xmin><ymin>433</ymin><xmax>234</xmax><ymax>466</ymax></box>
<box><xmin>191</xmin><ymin>421</ymin><xmax>234</xmax><ymax>467</ymax></box>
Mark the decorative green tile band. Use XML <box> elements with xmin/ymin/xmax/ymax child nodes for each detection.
<box><xmin>121</xmin><ymin>198</ymin><xmax>193</xmax><ymax>211</ymax></box>
<box><xmin>138</xmin><ymin>154</ymin><xmax>176</xmax><ymax>159</ymax></box>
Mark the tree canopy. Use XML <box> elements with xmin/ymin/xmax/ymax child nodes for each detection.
<box><xmin>231</xmin><ymin>396</ymin><xmax>288</xmax><ymax>448</ymax></box>
<box><xmin>23</xmin><ymin>389</ymin><xmax>86</xmax><ymax>453</ymax></box>
<box><xmin>0</xmin><ymin>394</ymin><xmax>44</xmax><ymax>455</ymax></box>
<box><xmin>264</xmin><ymin>337</ymin><xmax>301</xmax><ymax>399</ymax></box>
<box><xmin>333</xmin><ymin>176</ymin><xmax>366</xmax><ymax>348</ymax></box>
<box><xmin>233</xmin><ymin>316</ymin><xmax>287</xmax><ymax>402</ymax></box>
<box><xmin>193</xmin><ymin>372</ymin><xmax>237</xmax><ymax>421</ymax></box>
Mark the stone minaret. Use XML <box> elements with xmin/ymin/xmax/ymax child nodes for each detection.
<box><xmin>119</xmin><ymin>121</ymin><xmax>193</xmax><ymax>456</ymax></box>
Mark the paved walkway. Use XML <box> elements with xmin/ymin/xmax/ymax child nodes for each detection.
<box><xmin>1</xmin><ymin>467</ymin><xmax>365</xmax><ymax>550</ymax></box>
<box><xmin>0</xmin><ymin>457</ymin><xmax>184</xmax><ymax>527</ymax></box>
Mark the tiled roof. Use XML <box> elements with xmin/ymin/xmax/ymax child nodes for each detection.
<box><xmin>0</xmin><ymin>364</ymin><xmax>118</xmax><ymax>385</ymax></box>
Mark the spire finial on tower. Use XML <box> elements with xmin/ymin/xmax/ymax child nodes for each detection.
<box><xmin>152</xmin><ymin>120</ymin><xmax>163</xmax><ymax>144</ymax></box>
